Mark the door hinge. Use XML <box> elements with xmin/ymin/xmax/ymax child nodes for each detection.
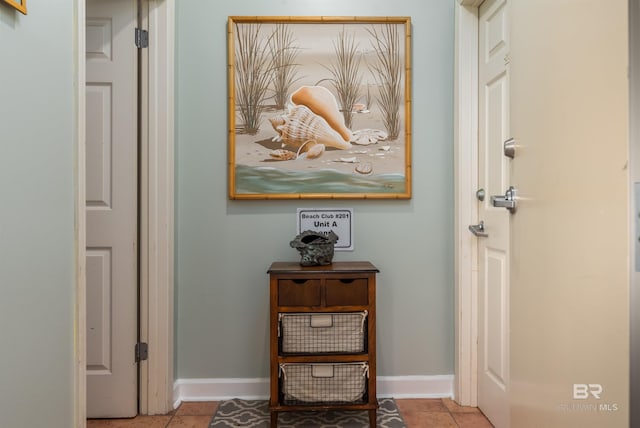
<box><xmin>135</xmin><ymin>342</ymin><xmax>148</xmax><ymax>362</ymax></box>
<box><xmin>135</xmin><ymin>28</ymin><xmax>149</xmax><ymax>48</ymax></box>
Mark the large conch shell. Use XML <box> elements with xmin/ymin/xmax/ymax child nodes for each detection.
<box><xmin>269</xmin><ymin>105</ymin><xmax>352</xmax><ymax>150</ymax></box>
<box><xmin>291</xmin><ymin>86</ymin><xmax>353</xmax><ymax>143</ymax></box>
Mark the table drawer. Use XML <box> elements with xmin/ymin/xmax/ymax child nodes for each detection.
<box><xmin>325</xmin><ymin>278</ymin><xmax>369</xmax><ymax>306</ymax></box>
<box><xmin>278</xmin><ymin>279</ymin><xmax>321</xmax><ymax>306</ymax></box>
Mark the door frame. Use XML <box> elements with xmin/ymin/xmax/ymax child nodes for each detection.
<box><xmin>453</xmin><ymin>0</ymin><xmax>483</xmax><ymax>407</ymax></box>
<box><xmin>74</xmin><ymin>0</ymin><xmax>175</xmax><ymax>424</ymax></box>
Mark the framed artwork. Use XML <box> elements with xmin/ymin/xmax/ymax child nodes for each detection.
<box><xmin>227</xmin><ymin>16</ymin><xmax>412</xmax><ymax>199</ymax></box>
<box><xmin>3</xmin><ymin>0</ymin><xmax>26</xmax><ymax>14</ymax></box>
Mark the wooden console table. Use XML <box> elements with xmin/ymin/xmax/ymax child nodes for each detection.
<box><xmin>268</xmin><ymin>261</ymin><xmax>378</xmax><ymax>427</ymax></box>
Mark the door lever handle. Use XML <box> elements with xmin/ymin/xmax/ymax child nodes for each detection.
<box><xmin>469</xmin><ymin>221</ymin><xmax>488</xmax><ymax>237</ymax></box>
<box><xmin>491</xmin><ymin>186</ymin><xmax>517</xmax><ymax>213</ymax></box>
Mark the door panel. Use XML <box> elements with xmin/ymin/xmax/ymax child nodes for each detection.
<box><xmin>485</xmin><ymin>249</ymin><xmax>507</xmax><ymax>388</ymax></box>
<box><xmin>86</xmin><ymin>84</ymin><xmax>112</xmax><ymax>207</ymax></box>
<box><xmin>86</xmin><ymin>248</ymin><xmax>112</xmax><ymax>372</ymax></box>
<box><xmin>86</xmin><ymin>0</ymin><xmax>138</xmax><ymax>418</ymax></box>
<box><xmin>509</xmin><ymin>0</ymin><xmax>628</xmax><ymax>426</ymax></box>
<box><xmin>477</xmin><ymin>0</ymin><xmax>510</xmax><ymax>426</ymax></box>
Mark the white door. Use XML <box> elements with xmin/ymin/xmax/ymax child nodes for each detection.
<box><xmin>476</xmin><ymin>0</ymin><xmax>510</xmax><ymax>426</ymax></box>
<box><xmin>86</xmin><ymin>0</ymin><xmax>139</xmax><ymax>418</ymax></box>
<box><xmin>508</xmin><ymin>0</ymin><xmax>629</xmax><ymax>426</ymax></box>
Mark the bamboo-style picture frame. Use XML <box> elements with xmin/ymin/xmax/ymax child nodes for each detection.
<box><xmin>227</xmin><ymin>16</ymin><xmax>411</xmax><ymax>200</ymax></box>
<box><xmin>3</xmin><ymin>0</ymin><xmax>27</xmax><ymax>14</ymax></box>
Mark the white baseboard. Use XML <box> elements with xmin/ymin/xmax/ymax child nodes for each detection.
<box><xmin>376</xmin><ymin>375</ymin><xmax>454</xmax><ymax>399</ymax></box>
<box><xmin>173</xmin><ymin>377</ymin><xmax>270</xmax><ymax>408</ymax></box>
<box><xmin>173</xmin><ymin>375</ymin><xmax>453</xmax><ymax>408</ymax></box>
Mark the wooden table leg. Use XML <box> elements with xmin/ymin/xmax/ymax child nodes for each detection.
<box><xmin>368</xmin><ymin>408</ymin><xmax>377</xmax><ymax>427</ymax></box>
<box><xmin>270</xmin><ymin>410</ymin><xmax>278</xmax><ymax>427</ymax></box>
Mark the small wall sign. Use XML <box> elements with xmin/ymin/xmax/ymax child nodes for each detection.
<box><xmin>297</xmin><ymin>208</ymin><xmax>354</xmax><ymax>251</ymax></box>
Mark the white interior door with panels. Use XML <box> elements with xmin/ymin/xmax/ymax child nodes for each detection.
<box><xmin>75</xmin><ymin>0</ymin><xmax>175</xmax><ymax>421</ymax></box>
<box><xmin>86</xmin><ymin>0</ymin><xmax>139</xmax><ymax>418</ymax></box>
<box><xmin>474</xmin><ymin>0</ymin><xmax>510</xmax><ymax>426</ymax></box>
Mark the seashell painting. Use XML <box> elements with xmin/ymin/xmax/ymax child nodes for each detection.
<box><xmin>228</xmin><ymin>18</ymin><xmax>410</xmax><ymax>199</ymax></box>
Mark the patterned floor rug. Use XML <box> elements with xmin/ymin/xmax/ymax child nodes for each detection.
<box><xmin>209</xmin><ymin>398</ymin><xmax>406</xmax><ymax>428</ymax></box>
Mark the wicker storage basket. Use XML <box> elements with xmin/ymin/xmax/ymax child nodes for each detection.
<box><xmin>279</xmin><ymin>311</ymin><xmax>367</xmax><ymax>354</ymax></box>
<box><xmin>279</xmin><ymin>362</ymin><xmax>369</xmax><ymax>404</ymax></box>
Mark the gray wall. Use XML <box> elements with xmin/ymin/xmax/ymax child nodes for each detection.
<box><xmin>0</xmin><ymin>3</ymin><xmax>76</xmax><ymax>428</ymax></box>
<box><xmin>175</xmin><ymin>0</ymin><xmax>455</xmax><ymax>379</ymax></box>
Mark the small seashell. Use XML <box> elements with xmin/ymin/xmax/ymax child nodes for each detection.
<box><xmin>352</xmin><ymin>103</ymin><xmax>367</xmax><ymax>113</ymax></box>
<box><xmin>338</xmin><ymin>157</ymin><xmax>358</xmax><ymax>163</ymax></box>
<box><xmin>291</xmin><ymin>86</ymin><xmax>353</xmax><ymax>142</ymax></box>
<box><xmin>355</xmin><ymin>162</ymin><xmax>373</xmax><ymax>175</ymax></box>
<box><xmin>379</xmin><ymin>145</ymin><xmax>391</xmax><ymax>151</ymax></box>
<box><xmin>352</xmin><ymin>129</ymin><xmax>389</xmax><ymax>146</ymax></box>
<box><xmin>305</xmin><ymin>143</ymin><xmax>325</xmax><ymax>159</ymax></box>
<box><xmin>269</xmin><ymin>149</ymin><xmax>297</xmax><ymax>161</ymax></box>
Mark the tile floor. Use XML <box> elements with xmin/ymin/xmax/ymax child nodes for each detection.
<box><xmin>87</xmin><ymin>398</ymin><xmax>493</xmax><ymax>427</ymax></box>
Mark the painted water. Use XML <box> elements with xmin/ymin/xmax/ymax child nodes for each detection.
<box><xmin>236</xmin><ymin>165</ymin><xmax>405</xmax><ymax>195</ymax></box>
